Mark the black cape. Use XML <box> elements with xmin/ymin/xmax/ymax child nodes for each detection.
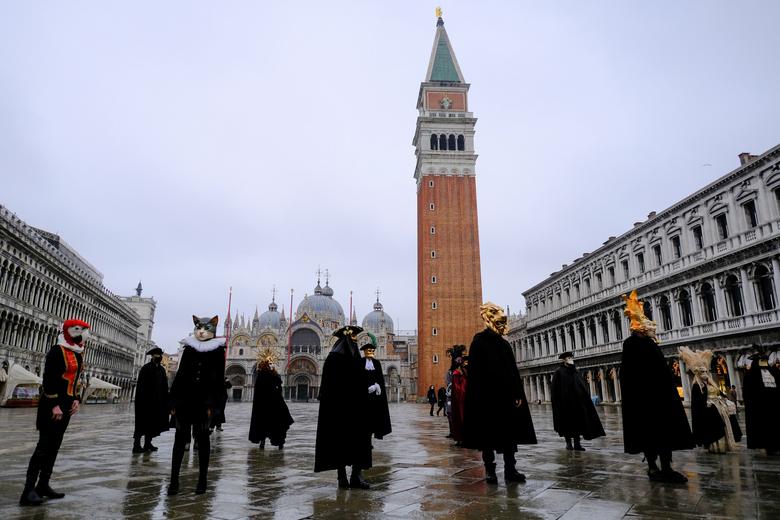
<box><xmin>248</xmin><ymin>369</ymin><xmax>294</xmax><ymax>446</ymax></box>
<box><xmin>134</xmin><ymin>360</ymin><xmax>170</xmax><ymax>438</ymax></box>
<box><xmin>742</xmin><ymin>360</ymin><xmax>780</xmax><ymax>450</ymax></box>
<box><xmin>551</xmin><ymin>364</ymin><xmax>605</xmax><ymax>440</ymax></box>
<box><xmin>619</xmin><ymin>333</ymin><xmax>694</xmax><ymax>454</ymax></box>
<box><xmin>690</xmin><ymin>382</ymin><xmax>742</xmax><ymax>447</ymax></box>
<box><xmin>314</xmin><ymin>336</ymin><xmax>371</xmax><ymax>471</ymax></box>
<box><xmin>169</xmin><ymin>344</ymin><xmax>226</xmax><ymax>424</ymax></box>
<box><xmin>363</xmin><ymin>358</ymin><xmax>392</xmax><ymax>439</ymax></box>
<box><xmin>463</xmin><ymin>328</ymin><xmax>537</xmax><ymax>451</ymax></box>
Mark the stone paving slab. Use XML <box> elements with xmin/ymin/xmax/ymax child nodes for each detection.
<box><xmin>0</xmin><ymin>402</ymin><xmax>778</xmax><ymax>519</ymax></box>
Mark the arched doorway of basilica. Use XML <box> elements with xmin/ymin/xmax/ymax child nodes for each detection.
<box><xmin>287</xmin><ymin>357</ymin><xmax>318</xmax><ymax>401</ymax></box>
<box><xmin>226</xmin><ymin>365</ymin><xmax>247</xmax><ymax>401</ymax></box>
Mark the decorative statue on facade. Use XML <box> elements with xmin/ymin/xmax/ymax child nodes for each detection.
<box><xmin>620</xmin><ymin>291</ymin><xmax>693</xmax><ymax>483</ymax></box>
<box><xmin>314</xmin><ymin>325</ymin><xmax>373</xmax><ymax>489</ymax></box>
<box><xmin>742</xmin><ymin>347</ymin><xmax>780</xmax><ymax>456</ymax></box>
<box><xmin>678</xmin><ymin>347</ymin><xmax>742</xmax><ymax>453</ymax></box>
<box><xmin>551</xmin><ymin>352</ymin><xmax>605</xmax><ymax>451</ymax></box>
<box><xmin>132</xmin><ymin>347</ymin><xmax>169</xmax><ymax>454</ymax></box>
<box><xmin>20</xmin><ymin>319</ymin><xmax>89</xmax><ymax>506</ymax></box>
<box><xmin>167</xmin><ymin>316</ymin><xmax>226</xmax><ymax>496</ymax></box>
<box><xmin>464</xmin><ymin>302</ymin><xmax>536</xmax><ymax>484</ymax></box>
<box><xmin>248</xmin><ymin>348</ymin><xmax>294</xmax><ymax>449</ymax></box>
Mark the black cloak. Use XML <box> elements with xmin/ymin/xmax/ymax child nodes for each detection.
<box><xmin>690</xmin><ymin>382</ymin><xmax>742</xmax><ymax>447</ymax></box>
<box><xmin>463</xmin><ymin>328</ymin><xmax>537</xmax><ymax>451</ymax></box>
<box><xmin>169</xmin><ymin>344</ymin><xmax>226</xmax><ymax>424</ymax></box>
<box><xmin>551</xmin><ymin>364</ymin><xmax>605</xmax><ymax>440</ymax></box>
<box><xmin>619</xmin><ymin>333</ymin><xmax>694</xmax><ymax>454</ymax></box>
<box><xmin>363</xmin><ymin>358</ymin><xmax>392</xmax><ymax>439</ymax></box>
<box><xmin>134</xmin><ymin>360</ymin><xmax>170</xmax><ymax>438</ymax></box>
<box><xmin>314</xmin><ymin>336</ymin><xmax>372</xmax><ymax>471</ymax></box>
<box><xmin>249</xmin><ymin>369</ymin><xmax>294</xmax><ymax>446</ymax></box>
<box><xmin>742</xmin><ymin>360</ymin><xmax>780</xmax><ymax>451</ymax></box>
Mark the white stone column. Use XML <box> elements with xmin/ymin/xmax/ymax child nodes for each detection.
<box><xmin>587</xmin><ymin>371</ymin><xmax>596</xmax><ymax>399</ymax></box>
<box><xmin>533</xmin><ymin>376</ymin><xmax>541</xmax><ymax>403</ymax></box>
<box><xmin>724</xmin><ymin>353</ymin><xmax>742</xmax><ymax>401</ymax></box>
<box><xmin>543</xmin><ymin>375</ymin><xmax>551</xmax><ymax>402</ymax></box>
<box><xmin>599</xmin><ymin>367</ymin><xmax>610</xmax><ymax>402</ymax></box>
<box><xmin>740</xmin><ymin>266</ymin><xmax>757</xmax><ymax>314</ymax></box>
<box><xmin>771</xmin><ymin>258</ymin><xmax>780</xmax><ymax>309</ymax></box>
<box><xmin>690</xmin><ymin>284</ymin><xmax>702</xmax><ymax>324</ymax></box>
<box><xmin>612</xmin><ymin>367</ymin><xmax>622</xmax><ymax>402</ymax></box>
<box><xmin>678</xmin><ymin>357</ymin><xmax>691</xmax><ymax>405</ymax></box>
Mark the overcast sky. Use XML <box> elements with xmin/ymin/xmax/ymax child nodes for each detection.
<box><xmin>2</xmin><ymin>1</ymin><xmax>779</xmax><ymax>353</ymax></box>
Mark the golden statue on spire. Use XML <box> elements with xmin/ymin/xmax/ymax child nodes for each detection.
<box><xmin>435</xmin><ymin>7</ymin><xmax>442</xmax><ymax>18</ymax></box>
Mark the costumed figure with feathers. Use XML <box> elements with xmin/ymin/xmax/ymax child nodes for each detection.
<box><xmin>314</xmin><ymin>325</ymin><xmax>373</xmax><ymax>489</ymax></box>
<box><xmin>551</xmin><ymin>352</ymin><xmax>605</xmax><ymax>451</ymax></box>
<box><xmin>19</xmin><ymin>320</ymin><xmax>89</xmax><ymax>506</ymax></box>
<box><xmin>742</xmin><ymin>348</ymin><xmax>780</xmax><ymax>456</ymax></box>
<box><xmin>167</xmin><ymin>315</ymin><xmax>226</xmax><ymax>496</ymax></box>
<box><xmin>678</xmin><ymin>347</ymin><xmax>742</xmax><ymax>453</ymax></box>
<box><xmin>620</xmin><ymin>291</ymin><xmax>693</xmax><ymax>483</ymax></box>
<box><xmin>248</xmin><ymin>348</ymin><xmax>294</xmax><ymax>449</ymax></box>
<box><xmin>132</xmin><ymin>346</ymin><xmax>170</xmax><ymax>454</ymax></box>
<box><xmin>464</xmin><ymin>303</ymin><xmax>537</xmax><ymax>485</ymax></box>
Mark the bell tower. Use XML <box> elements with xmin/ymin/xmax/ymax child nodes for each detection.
<box><xmin>414</xmin><ymin>12</ymin><xmax>483</xmax><ymax>397</ymax></box>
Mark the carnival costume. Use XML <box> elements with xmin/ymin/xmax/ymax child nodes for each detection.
<box><xmin>743</xmin><ymin>349</ymin><xmax>780</xmax><ymax>455</ymax></box>
<box><xmin>551</xmin><ymin>352</ymin><xmax>605</xmax><ymax>451</ymax></box>
<box><xmin>248</xmin><ymin>348</ymin><xmax>294</xmax><ymax>449</ymax></box>
<box><xmin>133</xmin><ymin>346</ymin><xmax>169</xmax><ymax>453</ymax></box>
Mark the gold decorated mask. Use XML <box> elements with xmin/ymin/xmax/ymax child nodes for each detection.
<box><xmin>480</xmin><ymin>302</ymin><xmax>508</xmax><ymax>335</ymax></box>
<box><xmin>622</xmin><ymin>290</ymin><xmax>658</xmax><ymax>340</ymax></box>
<box><xmin>363</xmin><ymin>347</ymin><xmax>376</xmax><ymax>359</ymax></box>
<box><xmin>256</xmin><ymin>348</ymin><xmax>278</xmax><ymax>370</ymax></box>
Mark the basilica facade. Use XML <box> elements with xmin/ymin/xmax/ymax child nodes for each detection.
<box><xmin>514</xmin><ymin>146</ymin><xmax>780</xmax><ymax>406</ymax></box>
<box><xmin>217</xmin><ymin>277</ymin><xmax>415</xmax><ymax>403</ymax></box>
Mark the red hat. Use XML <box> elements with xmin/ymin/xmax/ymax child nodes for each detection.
<box><xmin>63</xmin><ymin>319</ymin><xmax>91</xmax><ymax>345</ymax></box>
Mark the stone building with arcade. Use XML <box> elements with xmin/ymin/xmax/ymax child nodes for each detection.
<box><xmin>219</xmin><ymin>276</ymin><xmax>415</xmax><ymax>403</ymax></box>
<box><xmin>514</xmin><ymin>146</ymin><xmax>780</xmax><ymax>406</ymax></box>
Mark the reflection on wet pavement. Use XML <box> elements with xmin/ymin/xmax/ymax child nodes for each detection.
<box><xmin>0</xmin><ymin>402</ymin><xmax>777</xmax><ymax>519</ymax></box>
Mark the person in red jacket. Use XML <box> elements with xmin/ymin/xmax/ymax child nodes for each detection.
<box><xmin>20</xmin><ymin>319</ymin><xmax>89</xmax><ymax>506</ymax></box>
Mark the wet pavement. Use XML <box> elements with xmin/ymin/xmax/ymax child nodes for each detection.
<box><xmin>0</xmin><ymin>402</ymin><xmax>778</xmax><ymax>519</ymax></box>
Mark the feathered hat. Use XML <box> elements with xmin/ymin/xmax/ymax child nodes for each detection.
<box><xmin>256</xmin><ymin>348</ymin><xmax>278</xmax><ymax>368</ymax></box>
<box><xmin>678</xmin><ymin>346</ymin><xmax>713</xmax><ymax>372</ymax></box>
<box><xmin>622</xmin><ymin>290</ymin><xmax>656</xmax><ymax>333</ymax></box>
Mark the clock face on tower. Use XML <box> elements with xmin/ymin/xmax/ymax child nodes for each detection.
<box><xmin>440</xmin><ymin>96</ymin><xmax>453</xmax><ymax>109</ymax></box>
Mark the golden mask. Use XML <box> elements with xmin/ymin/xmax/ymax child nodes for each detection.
<box><xmin>480</xmin><ymin>302</ymin><xmax>508</xmax><ymax>335</ymax></box>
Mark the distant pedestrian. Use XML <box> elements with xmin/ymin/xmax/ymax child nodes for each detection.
<box><xmin>427</xmin><ymin>385</ymin><xmax>436</xmax><ymax>416</ymax></box>
<box><xmin>450</xmin><ymin>356</ymin><xmax>468</xmax><ymax>446</ymax></box>
<box><xmin>551</xmin><ymin>352</ymin><xmax>605</xmax><ymax>451</ymax></box>
<box><xmin>436</xmin><ymin>387</ymin><xmax>447</xmax><ymax>416</ymax></box>
<box><xmin>728</xmin><ymin>385</ymin><xmax>738</xmax><ymax>406</ymax></box>
<box><xmin>132</xmin><ymin>347</ymin><xmax>169</xmax><ymax>453</ymax></box>
<box><xmin>20</xmin><ymin>320</ymin><xmax>89</xmax><ymax>506</ymax></box>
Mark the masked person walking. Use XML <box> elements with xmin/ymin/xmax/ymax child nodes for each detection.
<box><xmin>133</xmin><ymin>347</ymin><xmax>170</xmax><ymax>454</ymax></box>
<box><xmin>551</xmin><ymin>352</ymin><xmax>605</xmax><ymax>451</ymax></box>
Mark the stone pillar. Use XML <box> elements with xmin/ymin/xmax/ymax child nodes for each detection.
<box><xmin>533</xmin><ymin>376</ymin><xmax>541</xmax><ymax>403</ymax></box>
<box><xmin>771</xmin><ymin>258</ymin><xmax>780</xmax><ymax>309</ymax></box>
<box><xmin>612</xmin><ymin>367</ymin><xmax>622</xmax><ymax>402</ymax></box>
<box><xmin>678</xmin><ymin>357</ymin><xmax>691</xmax><ymax>405</ymax></box>
<box><xmin>690</xmin><ymin>284</ymin><xmax>702</xmax><ymax>324</ymax></box>
<box><xmin>587</xmin><ymin>370</ymin><xmax>596</xmax><ymax>399</ymax></box>
<box><xmin>715</xmin><ymin>280</ymin><xmax>728</xmax><ymax>322</ymax></box>
<box><xmin>740</xmin><ymin>266</ymin><xmax>757</xmax><ymax>314</ymax></box>
<box><xmin>599</xmin><ymin>367</ymin><xmax>610</xmax><ymax>402</ymax></box>
<box><xmin>543</xmin><ymin>375</ymin><xmax>551</xmax><ymax>403</ymax></box>
<box><xmin>724</xmin><ymin>352</ymin><xmax>742</xmax><ymax>401</ymax></box>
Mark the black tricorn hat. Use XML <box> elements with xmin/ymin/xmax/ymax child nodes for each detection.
<box><xmin>333</xmin><ymin>325</ymin><xmax>363</xmax><ymax>339</ymax></box>
<box><xmin>146</xmin><ymin>347</ymin><xmax>163</xmax><ymax>356</ymax></box>
<box><xmin>559</xmin><ymin>352</ymin><xmax>574</xmax><ymax>360</ymax></box>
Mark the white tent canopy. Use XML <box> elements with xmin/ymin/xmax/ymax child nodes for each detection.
<box><xmin>1</xmin><ymin>364</ymin><xmax>42</xmax><ymax>406</ymax></box>
<box><xmin>82</xmin><ymin>377</ymin><xmax>121</xmax><ymax>402</ymax></box>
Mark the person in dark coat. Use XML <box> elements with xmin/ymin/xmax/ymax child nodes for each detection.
<box><xmin>679</xmin><ymin>347</ymin><xmax>742</xmax><ymax>453</ymax></box>
<box><xmin>249</xmin><ymin>349</ymin><xmax>294</xmax><ymax>449</ymax></box>
<box><xmin>314</xmin><ymin>325</ymin><xmax>372</xmax><ymax>489</ymax></box>
<box><xmin>464</xmin><ymin>302</ymin><xmax>536</xmax><ymax>484</ymax></box>
<box><xmin>436</xmin><ymin>386</ymin><xmax>447</xmax><ymax>416</ymax></box>
<box><xmin>426</xmin><ymin>385</ymin><xmax>436</xmax><ymax>416</ymax></box>
<box><xmin>449</xmin><ymin>356</ymin><xmax>468</xmax><ymax>446</ymax></box>
<box><xmin>19</xmin><ymin>319</ymin><xmax>89</xmax><ymax>506</ymax></box>
<box><xmin>551</xmin><ymin>352</ymin><xmax>605</xmax><ymax>451</ymax></box>
<box><xmin>133</xmin><ymin>347</ymin><xmax>170</xmax><ymax>453</ymax></box>
<box><xmin>620</xmin><ymin>291</ymin><xmax>693</xmax><ymax>483</ymax></box>
<box><xmin>167</xmin><ymin>315</ymin><xmax>226</xmax><ymax>496</ymax></box>
<box><xmin>360</xmin><ymin>337</ymin><xmax>392</xmax><ymax>440</ymax></box>
<box><xmin>742</xmin><ymin>351</ymin><xmax>780</xmax><ymax>455</ymax></box>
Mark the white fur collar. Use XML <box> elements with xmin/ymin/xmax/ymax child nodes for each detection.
<box><xmin>57</xmin><ymin>334</ymin><xmax>84</xmax><ymax>354</ymax></box>
<box><xmin>181</xmin><ymin>335</ymin><xmax>226</xmax><ymax>353</ymax></box>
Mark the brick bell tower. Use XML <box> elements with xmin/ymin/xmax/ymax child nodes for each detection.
<box><xmin>414</xmin><ymin>13</ymin><xmax>483</xmax><ymax>397</ymax></box>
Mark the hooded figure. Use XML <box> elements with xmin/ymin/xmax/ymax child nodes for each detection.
<box><xmin>464</xmin><ymin>302</ymin><xmax>536</xmax><ymax>485</ymax></box>
<box><xmin>248</xmin><ymin>348</ymin><xmax>294</xmax><ymax>449</ymax></box>
<box><xmin>551</xmin><ymin>352</ymin><xmax>605</xmax><ymax>451</ymax></box>
<box><xmin>20</xmin><ymin>319</ymin><xmax>89</xmax><ymax>506</ymax></box>
<box><xmin>314</xmin><ymin>325</ymin><xmax>373</xmax><ymax>489</ymax></box>
<box><xmin>679</xmin><ymin>347</ymin><xmax>742</xmax><ymax>453</ymax></box>
<box><xmin>742</xmin><ymin>349</ymin><xmax>780</xmax><ymax>455</ymax></box>
<box><xmin>359</xmin><ymin>335</ymin><xmax>392</xmax><ymax>440</ymax></box>
<box><xmin>620</xmin><ymin>291</ymin><xmax>693</xmax><ymax>483</ymax></box>
<box><xmin>167</xmin><ymin>315</ymin><xmax>226</xmax><ymax>496</ymax></box>
<box><xmin>132</xmin><ymin>347</ymin><xmax>170</xmax><ymax>453</ymax></box>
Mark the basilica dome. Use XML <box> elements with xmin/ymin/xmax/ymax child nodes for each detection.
<box><xmin>258</xmin><ymin>300</ymin><xmax>282</xmax><ymax>329</ymax></box>
<box><xmin>362</xmin><ymin>298</ymin><xmax>394</xmax><ymax>335</ymax></box>
<box><xmin>296</xmin><ymin>281</ymin><xmax>345</xmax><ymax>328</ymax></box>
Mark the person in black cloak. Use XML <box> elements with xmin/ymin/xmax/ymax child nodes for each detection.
<box><xmin>359</xmin><ymin>334</ymin><xmax>392</xmax><ymax>441</ymax></box>
<box><xmin>132</xmin><ymin>347</ymin><xmax>170</xmax><ymax>453</ymax></box>
<box><xmin>742</xmin><ymin>348</ymin><xmax>780</xmax><ymax>455</ymax></box>
<box><xmin>464</xmin><ymin>302</ymin><xmax>536</xmax><ymax>484</ymax></box>
<box><xmin>167</xmin><ymin>315</ymin><xmax>226</xmax><ymax>496</ymax></box>
<box><xmin>678</xmin><ymin>347</ymin><xmax>741</xmax><ymax>453</ymax></box>
<box><xmin>551</xmin><ymin>352</ymin><xmax>605</xmax><ymax>451</ymax></box>
<box><xmin>620</xmin><ymin>291</ymin><xmax>693</xmax><ymax>483</ymax></box>
<box><xmin>314</xmin><ymin>325</ymin><xmax>373</xmax><ymax>489</ymax></box>
<box><xmin>248</xmin><ymin>348</ymin><xmax>294</xmax><ymax>449</ymax></box>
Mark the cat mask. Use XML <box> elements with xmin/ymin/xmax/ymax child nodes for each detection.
<box><xmin>193</xmin><ymin>315</ymin><xmax>219</xmax><ymax>341</ymax></box>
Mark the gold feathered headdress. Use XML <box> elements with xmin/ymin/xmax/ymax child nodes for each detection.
<box><xmin>622</xmin><ymin>290</ymin><xmax>658</xmax><ymax>335</ymax></box>
<box><xmin>678</xmin><ymin>346</ymin><xmax>713</xmax><ymax>372</ymax></box>
<box><xmin>256</xmin><ymin>348</ymin><xmax>278</xmax><ymax>368</ymax></box>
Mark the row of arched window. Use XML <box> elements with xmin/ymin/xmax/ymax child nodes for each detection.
<box><xmin>430</xmin><ymin>133</ymin><xmax>465</xmax><ymax>151</ymax></box>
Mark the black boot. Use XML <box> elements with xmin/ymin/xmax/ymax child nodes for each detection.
<box><xmin>659</xmin><ymin>456</ymin><xmax>687</xmax><ymax>483</ymax></box>
<box><xmin>20</xmin><ymin>459</ymin><xmax>43</xmax><ymax>506</ymax></box>
<box><xmin>565</xmin><ymin>437</ymin><xmax>573</xmax><ymax>451</ymax></box>
<box><xmin>195</xmin><ymin>435</ymin><xmax>210</xmax><ymax>494</ymax></box>
<box><xmin>337</xmin><ymin>467</ymin><xmax>350</xmax><ymax>489</ymax></box>
<box><xmin>36</xmin><ymin>473</ymin><xmax>65</xmax><ymax>499</ymax></box>
<box><xmin>132</xmin><ymin>438</ymin><xmax>144</xmax><ymax>454</ymax></box>
<box><xmin>573</xmin><ymin>436</ymin><xmax>585</xmax><ymax>451</ymax></box>
<box><xmin>168</xmin><ymin>442</ymin><xmax>184</xmax><ymax>496</ymax></box>
<box><xmin>259</xmin><ymin>440</ymin><xmax>265</xmax><ymax>450</ymax></box>
<box><xmin>349</xmin><ymin>468</ymin><xmax>370</xmax><ymax>489</ymax></box>
<box><xmin>485</xmin><ymin>463</ymin><xmax>498</xmax><ymax>484</ymax></box>
<box><xmin>143</xmin><ymin>442</ymin><xmax>158</xmax><ymax>452</ymax></box>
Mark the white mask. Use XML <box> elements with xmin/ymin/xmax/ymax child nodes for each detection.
<box><xmin>564</xmin><ymin>358</ymin><xmax>574</xmax><ymax>366</ymax></box>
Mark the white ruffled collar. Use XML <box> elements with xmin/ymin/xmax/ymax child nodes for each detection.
<box><xmin>57</xmin><ymin>334</ymin><xmax>84</xmax><ymax>354</ymax></box>
<box><xmin>180</xmin><ymin>335</ymin><xmax>226</xmax><ymax>353</ymax></box>
<box><xmin>365</xmin><ymin>358</ymin><xmax>375</xmax><ymax>370</ymax></box>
